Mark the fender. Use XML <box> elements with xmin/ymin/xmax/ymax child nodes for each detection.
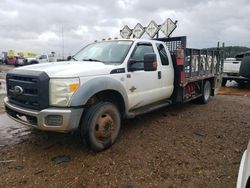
<box><xmin>70</xmin><ymin>77</ymin><xmax>129</xmax><ymax>112</ymax></box>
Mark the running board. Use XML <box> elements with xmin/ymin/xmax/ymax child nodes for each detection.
<box><xmin>127</xmin><ymin>100</ymin><xmax>172</xmax><ymax>118</ymax></box>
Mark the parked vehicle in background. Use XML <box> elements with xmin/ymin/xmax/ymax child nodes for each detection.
<box><xmin>16</xmin><ymin>52</ymin><xmax>38</xmax><ymax>66</ymax></box>
<box><xmin>0</xmin><ymin>52</ymin><xmax>7</xmax><ymax>64</ymax></box>
<box><xmin>4</xmin><ymin>36</ymin><xmax>224</xmax><ymax>151</ymax></box>
<box><xmin>240</xmin><ymin>52</ymin><xmax>250</xmax><ymax>79</ymax></box>
<box><xmin>6</xmin><ymin>56</ymin><xmax>18</xmax><ymax>65</ymax></box>
<box><xmin>6</xmin><ymin>50</ymin><xmax>18</xmax><ymax>65</ymax></box>
<box><xmin>30</xmin><ymin>53</ymin><xmax>57</xmax><ymax>64</ymax></box>
<box><xmin>237</xmin><ymin>140</ymin><xmax>250</xmax><ymax>188</ymax></box>
<box><xmin>222</xmin><ymin>52</ymin><xmax>250</xmax><ymax>87</ymax></box>
<box><xmin>16</xmin><ymin>56</ymin><xmax>27</xmax><ymax>66</ymax></box>
<box><xmin>37</xmin><ymin>54</ymin><xmax>50</xmax><ymax>63</ymax></box>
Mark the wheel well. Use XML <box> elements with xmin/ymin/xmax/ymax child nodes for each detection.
<box><xmin>86</xmin><ymin>90</ymin><xmax>126</xmax><ymax>116</ymax></box>
<box><xmin>246</xmin><ymin>176</ymin><xmax>250</xmax><ymax>188</ymax></box>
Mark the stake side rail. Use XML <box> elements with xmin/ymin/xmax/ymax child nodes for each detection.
<box><xmin>155</xmin><ymin>36</ymin><xmax>224</xmax><ymax>103</ymax></box>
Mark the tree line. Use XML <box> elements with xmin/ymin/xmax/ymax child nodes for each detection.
<box><xmin>205</xmin><ymin>46</ymin><xmax>250</xmax><ymax>58</ymax></box>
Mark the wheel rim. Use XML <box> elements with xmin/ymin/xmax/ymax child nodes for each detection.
<box><xmin>94</xmin><ymin>112</ymin><xmax>117</xmax><ymax>142</ymax></box>
<box><xmin>204</xmin><ymin>82</ymin><xmax>210</xmax><ymax>101</ymax></box>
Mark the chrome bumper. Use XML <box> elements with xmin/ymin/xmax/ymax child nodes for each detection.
<box><xmin>4</xmin><ymin>97</ymin><xmax>83</xmax><ymax>132</ymax></box>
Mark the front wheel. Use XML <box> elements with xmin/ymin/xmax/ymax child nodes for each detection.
<box><xmin>80</xmin><ymin>102</ymin><xmax>121</xmax><ymax>152</ymax></box>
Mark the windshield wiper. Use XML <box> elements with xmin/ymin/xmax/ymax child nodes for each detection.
<box><xmin>82</xmin><ymin>58</ymin><xmax>103</xmax><ymax>63</ymax></box>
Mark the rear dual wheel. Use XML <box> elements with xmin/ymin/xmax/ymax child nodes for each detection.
<box><xmin>80</xmin><ymin>102</ymin><xmax>121</xmax><ymax>152</ymax></box>
<box><xmin>198</xmin><ymin>80</ymin><xmax>211</xmax><ymax>104</ymax></box>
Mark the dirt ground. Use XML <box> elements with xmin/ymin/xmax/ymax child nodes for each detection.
<box><xmin>0</xmin><ymin>65</ymin><xmax>250</xmax><ymax>188</ymax></box>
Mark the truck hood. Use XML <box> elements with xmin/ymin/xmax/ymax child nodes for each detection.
<box><xmin>16</xmin><ymin>61</ymin><xmax>119</xmax><ymax>77</ymax></box>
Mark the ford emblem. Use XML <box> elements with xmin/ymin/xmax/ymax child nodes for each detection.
<box><xmin>13</xmin><ymin>86</ymin><xmax>23</xmax><ymax>95</ymax></box>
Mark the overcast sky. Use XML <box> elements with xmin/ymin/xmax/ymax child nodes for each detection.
<box><xmin>0</xmin><ymin>0</ymin><xmax>250</xmax><ymax>56</ymax></box>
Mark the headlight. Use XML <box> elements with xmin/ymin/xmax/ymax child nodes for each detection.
<box><xmin>49</xmin><ymin>78</ymin><xmax>80</xmax><ymax>106</ymax></box>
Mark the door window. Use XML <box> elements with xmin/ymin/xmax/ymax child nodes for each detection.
<box><xmin>129</xmin><ymin>43</ymin><xmax>154</xmax><ymax>70</ymax></box>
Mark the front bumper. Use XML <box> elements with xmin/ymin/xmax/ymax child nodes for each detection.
<box><xmin>4</xmin><ymin>97</ymin><xmax>83</xmax><ymax>132</ymax></box>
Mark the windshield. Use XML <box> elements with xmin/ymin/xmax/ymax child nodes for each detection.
<box><xmin>73</xmin><ymin>41</ymin><xmax>133</xmax><ymax>64</ymax></box>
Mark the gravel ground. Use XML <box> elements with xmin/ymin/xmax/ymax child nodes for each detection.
<box><xmin>0</xmin><ymin>94</ymin><xmax>250</xmax><ymax>188</ymax></box>
<box><xmin>0</xmin><ymin>65</ymin><xmax>250</xmax><ymax>187</ymax></box>
<box><xmin>0</xmin><ymin>94</ymin><xmax>5</xmax><ymax>113</ymax></box>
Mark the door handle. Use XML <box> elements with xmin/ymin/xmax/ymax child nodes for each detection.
<box><xmin>158</xmin><ymin>71</ymin><xmax>162</xmax><ymax>79</ymax></box>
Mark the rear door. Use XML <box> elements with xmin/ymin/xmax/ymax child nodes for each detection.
<box><xmin>155</xmin><ymin>42</ymin><xmax>174</xmax><ymax>98</ymax></box>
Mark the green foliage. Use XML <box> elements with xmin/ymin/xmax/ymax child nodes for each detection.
<box><xmin>223</xmin><ymin>46</ymin><xmax>250</xmax><ymax>58</ymax></box>
<box><xmin>205</xmin><ymin>46</ymin><xmax>250</xmax><ymax>58</ymax></box>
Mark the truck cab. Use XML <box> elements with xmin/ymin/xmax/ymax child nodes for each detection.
<box><xmin>4</xmin><ymin>37</ymin><xmax>223</xmax><ymax>151</ymax></box>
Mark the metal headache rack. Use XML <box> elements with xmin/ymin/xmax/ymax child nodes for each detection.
<box><xmin>155</xmin><ymin>35</ymin><xmax>224</xmax><ymax>103</ymax></box>
<box><xmin>155</xmin><ymin>36</ymin><xmax>187</xmax><ymax>55</ymax></box>
<box><xmin>156</xmin><ymin>36</ymin><xmax>224</xmax><ymax>82</ymax></box>
<box><xmin>120</xmin><ymin>19</ymin><xmax>224</xmax><ymax>103</ymax></box>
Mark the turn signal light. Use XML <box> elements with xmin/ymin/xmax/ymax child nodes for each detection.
<box><xmin>68</xmin><ymin>83</ymin><xmax>80</xmax><ymax>92</ymax></box>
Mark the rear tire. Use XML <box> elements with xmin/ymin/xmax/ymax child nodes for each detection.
<box><xmin>198</xmin><ymin>81</ymin><xmax>211</xmax><ymax>104</ymax></box>
<box><xmin>80</xmin><ymin>102</ymin><xmax>121</xmax><ymax>152</ymax></box>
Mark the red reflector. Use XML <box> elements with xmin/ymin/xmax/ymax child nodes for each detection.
<box><xmin>180</xmin><ymin>71</ymin><xmax>184</xmax><ymax>81</ymax></box>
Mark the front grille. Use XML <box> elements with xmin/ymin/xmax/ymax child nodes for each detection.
<box><xmin>6</xmin><ymin>70</ymin><xmax>49</xmax><ymax>110</ymax></box>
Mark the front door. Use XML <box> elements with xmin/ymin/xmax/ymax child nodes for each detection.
<box><xmin>126</xmin><ymin>42</ymin><xmax>163</xmax><ymax>110</ymax></box>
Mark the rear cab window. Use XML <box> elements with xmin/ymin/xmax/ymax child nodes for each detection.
<box><xmin>156</xmin><ymin>43</ymin><xmax>169</xmax><ymax>66</ymax></box>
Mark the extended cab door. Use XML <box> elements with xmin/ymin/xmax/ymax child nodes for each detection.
<box><xmin>126</xmin><ymin>42</ymin><xmax>172</xmax><ymax>110</ymax></box>
<box><xmin>155</xmin><ymin>42</ymin><xmax>174</xmax><ymax>98</ymax></box>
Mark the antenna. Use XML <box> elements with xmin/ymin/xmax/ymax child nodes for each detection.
<box><xmin>62</xmin><ymin>25</ymin><xmax>64</xmax><ymax>60</ymax></box>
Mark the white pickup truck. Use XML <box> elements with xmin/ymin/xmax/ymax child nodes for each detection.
<box><xmin>222</xmin><ymin>53</ymin><xmax>250</xmax><ymax>86</ymax></box>
<box><xmin>4</xmin><ymin>36</ymin><xmax>223</xmax><ymax>151</ymax></box>
<box><xmin>28</xmin><ymin>54</ymin><xmax>57</xmax><ymax>64</ymax></box>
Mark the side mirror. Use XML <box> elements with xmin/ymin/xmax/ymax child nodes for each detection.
<box><xmin>67</xmin><ymin>56</ymin><xmax>72</xmax><ymax>61</ymax></box>
<box><xmin>144</xmin><ymin>53</ymin><xmax>157</xmax><ymax>71</ymax></box>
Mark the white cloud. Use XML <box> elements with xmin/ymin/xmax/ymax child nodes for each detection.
<box><xmin>0</xmin><ymin>0</ymin><xmax>249</xmax><ymax>54</ymax></box>
<box><xmin>74</xmin><ymin>26</ymin><xmax>89</xmax><ymax>36</ymax></box>
<box><xmin>38</xmin><ymin>31</ymin><xmax>60</xmax><ymax>41</ymax></box>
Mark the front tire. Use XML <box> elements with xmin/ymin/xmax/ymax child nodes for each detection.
<box><xmin>80</xmin><ymin>102</ymin><xmax>121</xmax><ymax>152</ymax></box>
